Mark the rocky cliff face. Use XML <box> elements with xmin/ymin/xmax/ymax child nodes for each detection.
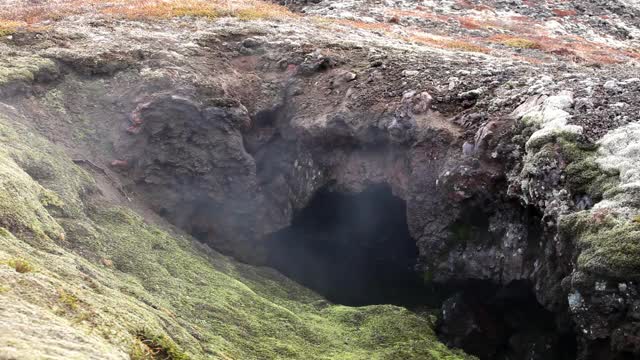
<box><xmin>2</xmin><ymin>0</ymin><xmax>640</xmax><ymax>359</ymax></box>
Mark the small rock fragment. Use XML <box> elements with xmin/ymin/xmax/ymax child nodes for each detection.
<box><xmin>110</xmin><ymin>159</ymin><xmax>128</xmax><ymax>168</ymax></box>
<box><xmin>242</xmin><ymin>38</ymin><xmax>261</xmax><ymax>48</ymax></box>
<box><xmin>412</xmin><ymin>91</ymin><xmax>432</xmax><ymax>114</ymax></box>
<box><xmin>604</xmin><ymin>80</ymin><xmax>619</xmax><ymax>92</ymax></box>
<box><xmin>462</xmin><ymin>142</ymin><xmax>475</xmax><ymax>157</ymax></box>
<box><xmin>344</xmin><ymin>72</ymin><xmax>357</xmax><ymax>82</ymax></box>
<box><xmin>101</xmin><ymin>258</ymin><xmax>113</xmax><ymax>267</ymax></box>
<box><xmin>459</xmin><ymin>88</ymin><xmax>484</xmax><ymax>100</ymax></box>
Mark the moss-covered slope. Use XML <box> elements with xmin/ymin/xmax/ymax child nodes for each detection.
<box><xmin>559</xmin><ymin>122</ymin><xmax>640</xmax><ymax>281</ymax></box>
<box><xmin>0</xmin><ymin>116</ymin><xmax>471</xmax><ymax>359</ymax></box>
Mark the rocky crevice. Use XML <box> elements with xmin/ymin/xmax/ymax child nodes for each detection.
<box><xmin>438</xmin><ymin>280</ymin><xmax>577</xmax><ymax>360</ymax></box>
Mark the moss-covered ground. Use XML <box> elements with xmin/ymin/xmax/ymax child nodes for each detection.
<box><xmin>518</xmin><ymin>122</ymin><xmax>638</xmax><ymax>281</ymax></box>
<box><xmin>553</xmin><ymin>121</ymin><xmax>640</xmax><ymax>281</ymax></box>
<box><xmin>561</xmin><ymin>211</ymin><xmax>640</xmax><ymax>280</ymax></box>
<box><xmin>0</xmin><ymin>115</ymin><xmax>472</xmax><ymax>359</ymax></box>
<box><xmin>0</xmin><ymin>56</ymin><xmax>58</xmax><ymax>88</ymax></box>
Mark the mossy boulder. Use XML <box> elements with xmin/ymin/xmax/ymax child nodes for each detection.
<box><xmin>561</xmin><ymin>211</ymin><xmax>640</xmax><ymax>279</ymax></box>
<box><xmin>558</xmin><ymin>137</ymin><xmax>619</xmax><ymax>199</ymax></box>
<box><xmin>558</xmin><ymin>122</ymin><xmax>640</xmax><ymax>280</ymax></box>
<box><xmin>0</xmin><ymin>56</ymin><xmax>58</xmax><ymax>91</ymax></box>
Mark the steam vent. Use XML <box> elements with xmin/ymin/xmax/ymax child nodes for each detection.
<box><xmin>3</xmin><ymin>0</ymin><xmax>640</xmax><ymax>359</ymax></box>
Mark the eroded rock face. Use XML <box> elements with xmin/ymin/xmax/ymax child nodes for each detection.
<box><xmin>4</xmin><ymin>3</ymin><xmax>640</xmax><ymax>358</ymax></box>
<box><xmin>100</xmin><ymin>62</ymin><xmax>628</xmax><ymax>360</ymax></box>
<box><xmin>113</xmin><ymin>94</ymin><xmax>273</xmax><ymax>259</ymax></box>
<box><xmin>110</xmin><ymin>80</ymin><xmax>576</xmax><ymax>359</ymax></box>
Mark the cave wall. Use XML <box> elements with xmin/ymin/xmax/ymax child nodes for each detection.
<box><xmin>3</xmin><ymin>6</ymin><xmax>640</xmax><ymax>358</ymax></box>
<box><xmin>107</xmin><ymin>73</ymin><xmax>543</xmax><ymax>286</ymax></box>
<box><xmin>11</xmin><ymin>35</ymin><xmax>633</xmax><ymax>360</ymax></box>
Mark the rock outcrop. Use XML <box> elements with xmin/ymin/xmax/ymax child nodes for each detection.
<box><xmin>2</xmin><ymin>0</ymin><xmax>640</xmax><ymax>359</ymax></box>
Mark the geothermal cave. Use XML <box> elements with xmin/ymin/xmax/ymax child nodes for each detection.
<box><xmin>264</xmin><ymin>184</ymin><xmax>431</xmax><ymax>306</ymax></box>
<box><xmin>260</xmin><ymin>183</ymin><xmax>577</xmax><ymax>360</ymax></box>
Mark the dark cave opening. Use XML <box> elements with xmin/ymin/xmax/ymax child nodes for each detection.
<box><xmin>264</xmin><ymin>183</ymin><xmax>432</xmax><ymax>307</ymax></box>
<box><xmin>261</xmin><ymin>183</ymin><xmax>579</xmax><ymax>360</ymax></box>
<box><xmin>437</xmin><ymin>280</ymin><xmax>577</xmax><ymax>360</ymax></box>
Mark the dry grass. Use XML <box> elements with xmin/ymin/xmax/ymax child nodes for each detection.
<box><xmin>458</xmin><ymin>17</ymin><xmax>482</xmax><ymax>30</ymax></box>
<box><xmin>130</xmin><ymin>331</ymin><xmax>188</xmax><ymax>360</ymax></box>
<box><xmin>0</xmin><ymin>20</ymin><xmax>21</xmax><ymax>36</ymax></box>
<box><xmin>334</xmin><ymin>18</ymin><xmax>392</xmax><ymax>32</ymax></box>
<box><xmin>385</xmin><ymin>8</ymin><xmax>449</xmax><ymax>22</ymax></box>
<box><xmin>587</xmin><ymin>53</ymin><xmax>624</xmax><ymax>65</ymax></box>
<box><xmin>101</xmin><ymin>0</ymin><xmax>224</xmax><ymax>19</ymax></box>
<box><xmin>58</xmin><ymin>288</ymin><xmax>80</xmax><ymax>311</ymax></box>
<box><xmin>103</xmin><ymin>0</ymin><xmax>293</xmax><ymax>21</ymax></box>
<box><xmin>3</xmin><ymin>258</ymin><xmax>34</xmax><ymax>273</ymax></box>
<box><xmin>408</xmin><ymin>34</ymin><xmax>490</xmax><ymax>54</ymax></box>
<box><xmin>624</xmin><ymin>49</ymin><xmax>640</xmax><ymax>60</ymax></box>
<box><xmin>495</xmin><ymin>36</ymin><xmax>541</xmax><ymax>49</ymax></box>
<box><xmin>490</xmin><ymin>33</ymin><xmax>627</xmax><ymax>64</ymax></box>
<box><xmin>444</xmin><ymin>39</ymin><xmax>490</xmax><ymax>53</ymax></box>
<box><xmin>0</xmin><ymin>0</ymin><xmax>294</xmax><ymax>26</ymax></box>
<box><xmin>0</xmin><ymin>0</ymin><xmax>633</xmax><ymax>67</ymax></box>
<box><xmin>511</xmin><ymin>54</ymin><xmax>547</xmax><ymax>65</ymax></box>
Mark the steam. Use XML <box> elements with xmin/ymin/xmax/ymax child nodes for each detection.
<box><xmin>264</xmin><ymin>183</ymin><xmax>428</xmax><ymax>306</ymax></box>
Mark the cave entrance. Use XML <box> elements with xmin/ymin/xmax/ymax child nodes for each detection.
<box><xmin>265</xmin><ymin>184</ymin><xmax>430</xmax><ymax>306</ymax></box>
<box><xmin>438</xmin><ymin>280</ymin><xmax>577</xmax><ymax>360</ymax></box>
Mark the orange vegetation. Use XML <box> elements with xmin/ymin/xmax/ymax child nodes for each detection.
<box><xmin>0</xmin><ymin>0</ymin><xmax>293</xmax><ymax>27</ymax></box>
<box><xmin>385</xmin><ymin>8</ymin><xmax>450</xmax><ymax>22</ymax></box>
<box><xmin>552</xmin><ymin>9</ymin><xmax>578</xmax><ymax>17</ymax></box>
<box><xmin>491</xmin><ymin>33</ymin><xmax>626</xmax><ymax>64</ymax></box>
<box><xmin>334</xmin><ymin>18</ymin><xmax>392</xmax><ymax>32</ymax></box>
<box><xmin>408</xmin><ymin>34</ymin><xmax>490</xmax><ymax>53</ymax></box>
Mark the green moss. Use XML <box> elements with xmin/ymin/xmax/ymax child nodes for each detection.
<box><xmin>557</xmin><ymin>137</ymin><xmax>619</xmax><ymax>199</ymax></box>
<box><xmin>520</xmin><ymin>141</ymin><xmax>555</xmax><ymax>177</ymax></box>
<box><xmin>561</xmin><ymin>212</ymin><xmax>640</xmax><ymax>279</ymax></box>
<box><xmin>43</xmin><ymin>88</ymin><xmax>67</xmax><ymax>114</ymax></box>
<box><xmin>81</xmin><ymin>202</ymin><xmax>474</xmax><ymax>359</ymax></box>
<box><xmin>520</xmin><ymin>114</ymin><xmax>543</xmax><ymax>126</ymax></box>
<box><xmin>58</xmin><ymin>288</ymin><xmax>80</xmax><ymax>310</ymax></box>
<box><xmin>0</xmin><ymin>114</ymin><xmax>474</xmax><ymax>359</ymax></box>
<box><xmin>130</xmin><ymin>330</ymin><xmax>190</xmax><ymax>360</ymax></box>
<box><xmin>0</xmin><ymin>21</ymin><xmax>21</xmax><ymax>37</ymax></box>
<box><xmin>0</xmin><ymin>227</ymin><xmax>12</xmax><ymax>238</ymax></box>
<box><xmin>0</xmin><ymin>56</ymin><xmax>58</xmax><ymax>87</ymax></box>
<box><xmin>0</xmin><ymin>24</ymin><xmax>16</xmax><ymax>37</ymax></box>
<box><xmin>565</xmin><ymin>158</ymin><xmax>618</xmax><ymax>199</ymax></box>
<box><xmin>3</xmin><ymin>258</ymin><xmax>34</xmax><ymax>273</ymax></box>
<box><xmin>40</xmin><ymin>189</ymin><xmax>65</xmax><ymax>208</ymax></box>
<box><xmin>526</xmin><ymin>129</ymin><xmax>581</xmax><ymax>152</ymax></box>
<box><xmin>521</xmin><ymin>133</ymin><xmax>618</xmax><ymax>200</ymax></box>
